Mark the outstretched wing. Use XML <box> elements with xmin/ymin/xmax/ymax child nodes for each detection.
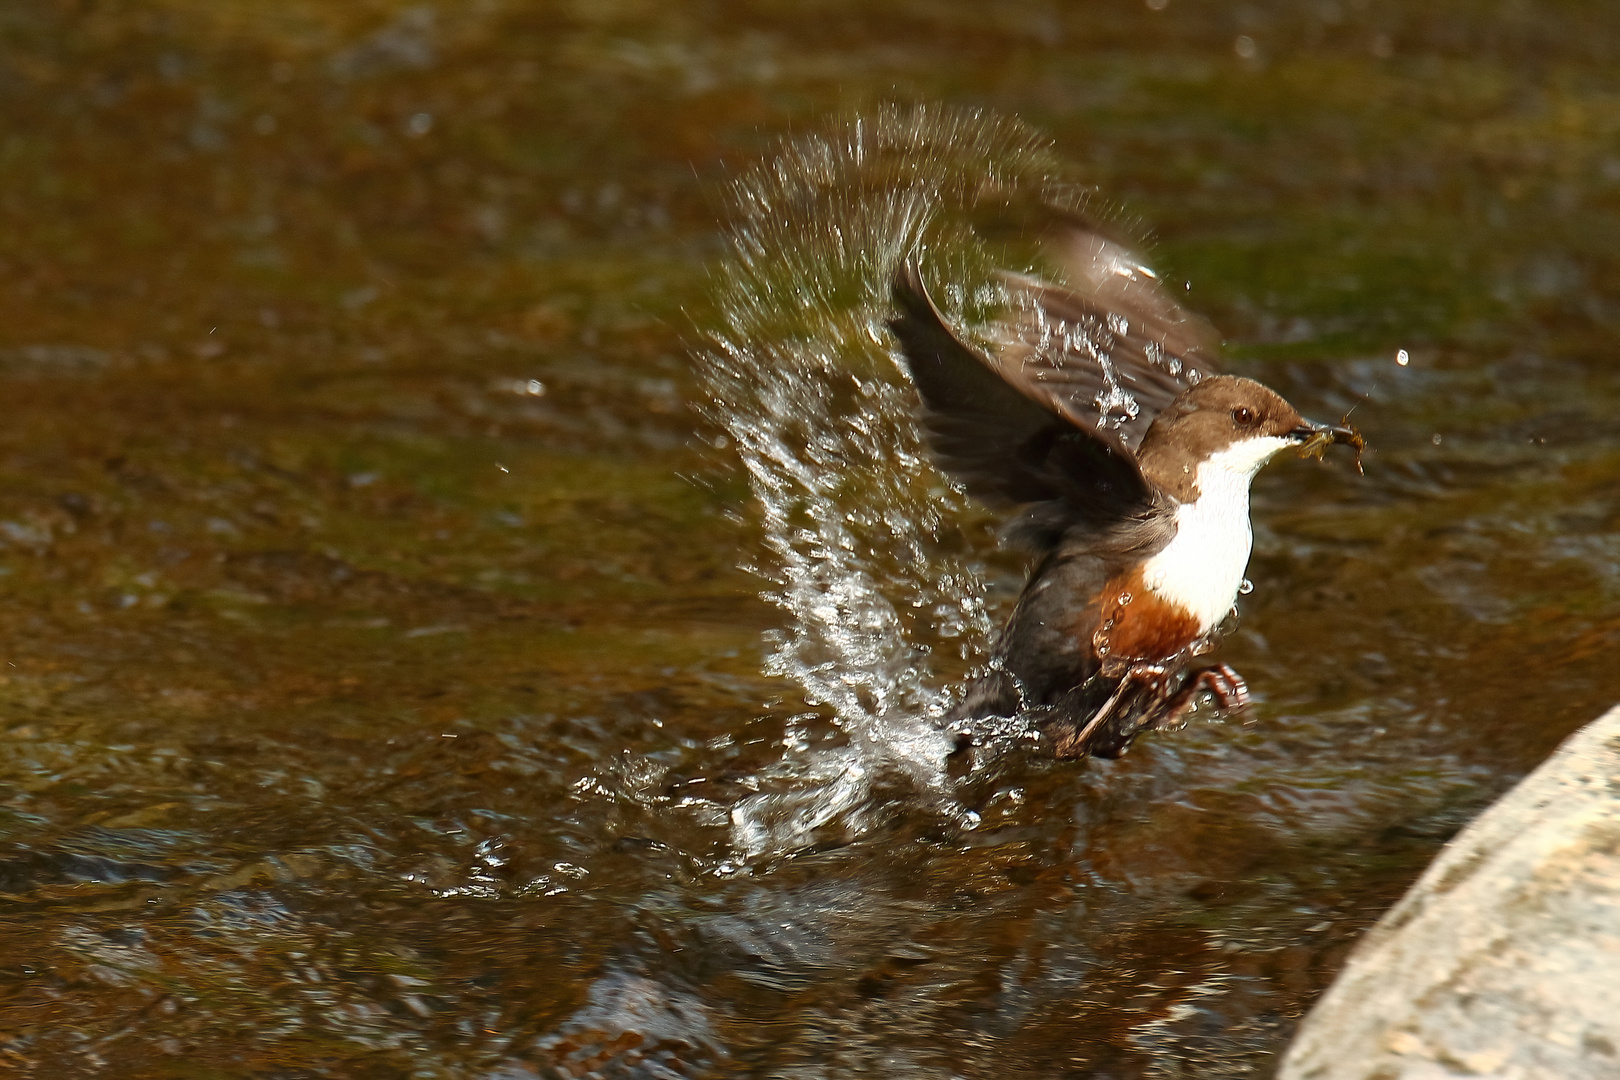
<box><xmin>988</xmin><ymin>227</ymin><xmax>1222</xmax><ymax>451</ymax></box>
<box><xmin>887</xmin><ymin>261</ymin><xmax>1154</xmax><ymax>540</ymax></box>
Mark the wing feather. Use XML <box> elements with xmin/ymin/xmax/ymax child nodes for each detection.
<box><xmin>887</xmin><ymin>262</ymin><xmax>1154</xmax><ymax>543</ymax></box>
<box><xmin>987</xmin><ymin>228</ymin><xmax>1221</xmax><ymax>450</ymax></box>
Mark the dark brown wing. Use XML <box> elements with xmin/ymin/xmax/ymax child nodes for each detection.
<box><xmin>887</xmin><ymin>262</ymin><xmax>1154</xmax><ymax>540</ymax></box>
<box><xmin>987</xmin><ymin>227</ymin><xmax>1222</xmax><ymax>450</ymax></box>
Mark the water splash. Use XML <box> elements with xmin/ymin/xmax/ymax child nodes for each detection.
<box><xmin>695</xmin><ymin>106</ymin><xmax>1095</xmax><ymax>860</ymax></box>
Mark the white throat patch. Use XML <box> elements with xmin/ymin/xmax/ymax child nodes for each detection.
<box><xmin>1140</xmin><ymin>435</ymin><xmax>1294</xmax><ymax>633</ymax></box>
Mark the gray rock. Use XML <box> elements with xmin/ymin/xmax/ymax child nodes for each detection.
<box><xmin>1280</xmin><ymin>705</ymin><xmax>1620</xmax><ymax>1080</ymax></box>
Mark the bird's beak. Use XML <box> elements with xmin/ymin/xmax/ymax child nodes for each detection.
<box><xmin>1291</xmin><ymin>418</ymin><xmax>1367</xmax><ymax>472</ymax></box>
<box><xmin>1290</xmin><ymin>418</ymin><xmax>1359</xmax><ymax>446</ymax></box>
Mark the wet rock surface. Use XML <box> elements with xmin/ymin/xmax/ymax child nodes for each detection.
<box><xmin>1281</xmin><ymin>705</ymin><xmax>1620</xmax><ymax>1080</ymax></box>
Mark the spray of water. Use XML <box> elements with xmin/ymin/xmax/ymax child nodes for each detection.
<box><xmin>695</xmin><ymin>105</ymin><xmax>1102</xmax><ymax>860</ymax></box>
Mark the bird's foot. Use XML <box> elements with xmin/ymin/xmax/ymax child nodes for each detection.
<box><xmin>1164</xmin><ymin>663</ymin><xmax>1250</xmax><ymax>724</ymax></box>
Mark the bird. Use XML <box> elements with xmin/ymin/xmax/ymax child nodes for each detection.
<box><xmin>886</xmin><ymin>224</ymin><xmax>1363</xmax><ymax>760</ymax></box>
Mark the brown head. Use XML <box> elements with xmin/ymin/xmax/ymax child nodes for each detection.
<box><xmin>1135</xmin><ymin>375</ymin><xmax>1355</xmax><ymax>501</ymax></box>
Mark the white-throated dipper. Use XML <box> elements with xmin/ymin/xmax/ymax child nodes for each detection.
<box><xmin>888</xmin><ymin>225</ymin><xmax>1363</xmax><ymax>759</ymax></box>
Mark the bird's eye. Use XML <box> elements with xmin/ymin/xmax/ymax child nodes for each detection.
<box><xmin>1232</xmin><ymin>406</ymin><xmax>1257</xmax><ymax>427</ymax></box>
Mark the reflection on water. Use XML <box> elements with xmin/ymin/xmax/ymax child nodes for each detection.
<box><xmin>2</xmin><ymin>1</ymin><xmax>1620</xmax><ymax>1076</ymax></box>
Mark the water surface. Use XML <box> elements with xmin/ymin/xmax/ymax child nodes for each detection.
<box><xmin>1</xmin><ymin>2</ymin><xmax>1618</xmax><ymax>1076</ymax></box>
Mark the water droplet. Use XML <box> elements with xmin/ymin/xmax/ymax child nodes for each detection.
<box><xmin>1396</xmin><ymin>349</ymin><xmax>1410</xmax><ymax>366</ymax></box>
<box><xmin>1234</xmin><ymin>35</ymin><xmax>1258</xmax><ymax>60</ymax></box>
<box><xmin>1117</xmin><ymin>592</ymin><xmax>1132</xmax><ymax>605</ymax></box>
<box><xmin>1238</xmin><ymin>579</ymin><xmax>1254</xmax><ymax>595</ymax></box>
<box><xmin>1432</xmin><ymin>433</ymin><xmax>1443</xmax><ymax>445</ymax></box>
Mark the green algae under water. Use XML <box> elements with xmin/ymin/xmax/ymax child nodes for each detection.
<box><xmin>1</xmin><ymin>2</ymin><xmax>1619</xmax><ymax>1076</ymax></box>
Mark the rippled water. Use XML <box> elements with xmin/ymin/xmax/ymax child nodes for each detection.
<box><xmin>2</xmin><ymin>2</ymin><xmax>1619</xmax><ymax>1076</ymax></box>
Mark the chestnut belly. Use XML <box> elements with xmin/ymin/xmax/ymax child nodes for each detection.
<box><xmin>1087</xmin><ymin>567</ymin><xmax>1202</xmax><ymax>670</ymax></box>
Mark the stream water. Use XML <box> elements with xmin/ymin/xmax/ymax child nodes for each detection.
<box><xmin>2</xmin><ymin>3</ymin><xmax>1619</xmax><ymax>1077</ymax></box>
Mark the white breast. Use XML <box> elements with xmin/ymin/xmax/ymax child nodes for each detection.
<box><xmin>1140</xmin><ymin>436</ymin><xmax>1293</xmax><ymax>633</ymax></box>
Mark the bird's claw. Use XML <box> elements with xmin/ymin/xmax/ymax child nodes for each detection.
<box><xmin>1165</xmin><ymin>663</ymin><xmax>1250</xmax><ymax>723</ymax></box>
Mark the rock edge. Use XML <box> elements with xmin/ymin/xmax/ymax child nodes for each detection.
<box><xmin>1279</xmin><ymin>704</ymin><xmax>1620</xmax><ymax>1080</ymax></box>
